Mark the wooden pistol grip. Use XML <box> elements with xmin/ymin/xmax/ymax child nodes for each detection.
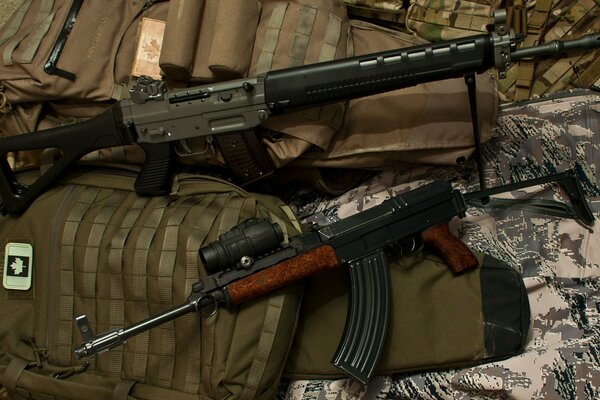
<box><xmin>226</xmin><ymin>245</ymin><xmax>341</xmax><ymax>305</ymax></box>
<box><xmin>421</xmin><ymin>224</ymin><xmax>478</xmax><ymax>274</ymax></box>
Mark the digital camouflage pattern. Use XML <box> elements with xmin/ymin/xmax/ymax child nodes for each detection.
<box><xmin>278</xmin><ymin>89</ymin><xmax>600</xmax><ymax>399</ymax></box>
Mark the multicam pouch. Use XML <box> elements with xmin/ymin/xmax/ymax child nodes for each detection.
<box><xmin>405</xmin><ymin>0</ymin><xmax>501</xmax><ymax>40</ymax></box>
<box><xmin>498</xmin><ymin>0</ymin><xmax>600</xmax><ymax>102</ymax></box>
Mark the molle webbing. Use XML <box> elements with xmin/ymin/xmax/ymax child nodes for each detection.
<box><xmin>181</xmin><ymin>193</ymin><xmax>220</xmax><ymax>394</ymax></box>
<box><xmin>239</xmin><ymin>294</ymin><xmax>286</xmax><ymax>400</ymax></box>
<box><xmin>319</xmin><ymin>13</ymin><xmax>343</xmax><ymax>62</ymax></box>
<box><xmin>532</xmin><ymin>2</ymin><xmax>600</xmax><ymax>94</ymax></box>
<box><xmin>81</xmin><ymin>189</ymin><xmax>127</xmax><ymax>372</ymax></box>
<box><xmin>129</xmin><ymin>197</ymin><xmax>169</xmax><ymax>381</ymax></box>
<box><xmin>2</xmin><ymin>0</ymin><xmax>55</xmax><ymax>65</ymax></box>
<box><xmin>255</xmin><ymin>2</ymin><xmax>345</xmax><ymax>75</ymax></box>
<box><xmin>499</xmin><ymin>0</ymin><xmax>600</xmax><ymax>100</ymax></box>
<box><xmin>409</xmin><ymin>4</ymin><xmax>492</xmax><ymax>34</ymax></box>
<box><xmin>288</xmin><ymin>5</ymin><xmax>317</xmax><ymax>68</ymax></box>
<box><xmin>0</xmin><ymin>0</ymin><xmax>34</xmax><ymax>47</ymax></box>
<box><xmin>155</xmin><ymin>196</ymin><xmax>203</xmax><ymax>387</ymax></box>
<box><xmin>105</xmin><ymin>196</ymin><xmax>149</xmax><ymax>378</ymax></box>
<box><xmin>56</xmin><ymin>186</ymin><xmax>101</xmax><ymax>366</ymax></box>
<box><xmin>255</xmin><ymin>3</ymin><xmax>288</xmax><ymax>75</ymax></box>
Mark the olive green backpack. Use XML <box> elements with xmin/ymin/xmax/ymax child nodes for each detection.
<box><xmin>0</xmin><ymin>163</ymin><xmax>305</xmax><ymax>400</ymax></box>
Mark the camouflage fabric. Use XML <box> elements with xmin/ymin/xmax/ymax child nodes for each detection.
<box><xmin>405</xmin><ymin>0</ymin><xmax>501</xmax><ymax>41</ymax></box>
<box><xmin>277</xmin><ymin>89</ymin><xmax>600</xmax><ymax>399</ymax></box>
<box><xmin>498</xmin><ymin>0</ymin><xmax>600</xmax><ymax>102</ymax></box>
<box><xmin>343</xmin><ymin>0</ymin><xmax>404</xmax><ymax>12</ymax></box>
<box><xmin>343</xmin><ymin>0</ymin><xmax>407</xmax><ymax>30</ymax></box>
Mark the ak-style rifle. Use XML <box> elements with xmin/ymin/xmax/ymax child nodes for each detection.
<box><xmin>73</xmin><ymin>170</ymin><xmax>594</xmax><ymax>384</ymax></box>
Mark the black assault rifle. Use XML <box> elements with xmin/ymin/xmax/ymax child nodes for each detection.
<box><xmin>73</xmin><ymin>170</ymin><xmax>594</xmax><ymax>384</ymax></box>
<box><xmin>0</xmin><ymin>10</ymin><xmax>600</xmax><ymax>214</ymax></box>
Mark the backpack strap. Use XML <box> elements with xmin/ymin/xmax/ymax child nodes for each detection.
<box><xmin>239</xmin><ymin>294</ymin><xmax>287</xmax><ymax>400</ymax></box>
<box><xmin>112</xmin><ymin>380</ymin><xmax>137</xmax><ymax>400</ymax></box>
<box><xmin>0</xmin><ymin>0</ymin><xmax>33</xmax><ymax>47</ymax></box>
<box><xmin>2</xmin><ymin>357</ymin><xmax>29</xmax><ymax>400</ymax></box>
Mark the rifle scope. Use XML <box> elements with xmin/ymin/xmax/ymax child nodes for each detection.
<box><xmin>199</xmin><ymin>218</ymin><xmax>284</xmax><ymax>273</ymax></box>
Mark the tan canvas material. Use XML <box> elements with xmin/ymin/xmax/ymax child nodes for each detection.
<box><xmin>0</xmin><ymin>163</ymin><xmax>304</xmax><ymax>400</ymax></box>
<box><xmin>159</xmin><ymin>0</ymin><xmax>262</xmax><ymax>82</ymax></box>
<box><xmin>249</xmin><ymin>2</ymin><xmax>499</xmax><ymax>171</ymax></box>
<box><xmin>174</xmin><ymin>0</ymin><xmax>353</xmax><ymax>171</ymax></box>
<box><xmin>0</xmin><ymin>0</ymin><xmax>170</xmax><ymax>104</ymax></box>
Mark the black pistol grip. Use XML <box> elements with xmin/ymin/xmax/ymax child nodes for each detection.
<box><xmin>0</xmin><ymin>107</ymin><xmax>128</xmax><ymax>214</ymax></box>
<box><xmin>134</xmin><ymin>142</ymin><xmax>174</xmax><ymax>196</ymax></box>
<box><xmin>331</xmin><ymin>249</ymin><xmax>391</xmax><ymax>384</ymax></box>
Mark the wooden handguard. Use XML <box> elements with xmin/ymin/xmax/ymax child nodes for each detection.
<box><xmin>226</xmin><ymin>245</ymin><xmax>341</xmax><ymax>305</ymax></box>
<box><xmin>421</xmin><ymin>224</ymin><xmax>478</xmax><ymax>274</ymax></box>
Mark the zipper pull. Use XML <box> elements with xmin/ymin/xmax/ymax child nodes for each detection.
<box><xmin>44</xmin><ymin>0</ymin><xmax>85</xmax><ymax>81</ymax></box>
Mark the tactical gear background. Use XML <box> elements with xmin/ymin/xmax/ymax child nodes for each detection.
<box><xmin>279</xmin><ymin>89</ymin><xmax>600</xmax><ymax>399</ymax></box>
<box><xmin>1</xmin><ymin>0</ymin><xmax>599</xmax><ymax>399</ymax></box>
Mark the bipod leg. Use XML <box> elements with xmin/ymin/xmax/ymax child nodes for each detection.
<box><xmin>464</xmin><ymin>72</ymin><xmax>486</xmax><ymax>190</ymax></box>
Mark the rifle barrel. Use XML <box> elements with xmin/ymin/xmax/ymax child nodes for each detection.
<box><xmin>511</xmin><ymin>33</ymin><xmax>600</xmax><ymax>61</ymax></box>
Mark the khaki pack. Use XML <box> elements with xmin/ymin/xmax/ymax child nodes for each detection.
<box><xmin>0</xmin><ymin>162</ymin><xmax>530</xmax><ymax>399</ymax></box>
<box><xmin>0</xmin><ymin>0</ymin><xmax>498</xmax><ymax>185</ymax></box>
